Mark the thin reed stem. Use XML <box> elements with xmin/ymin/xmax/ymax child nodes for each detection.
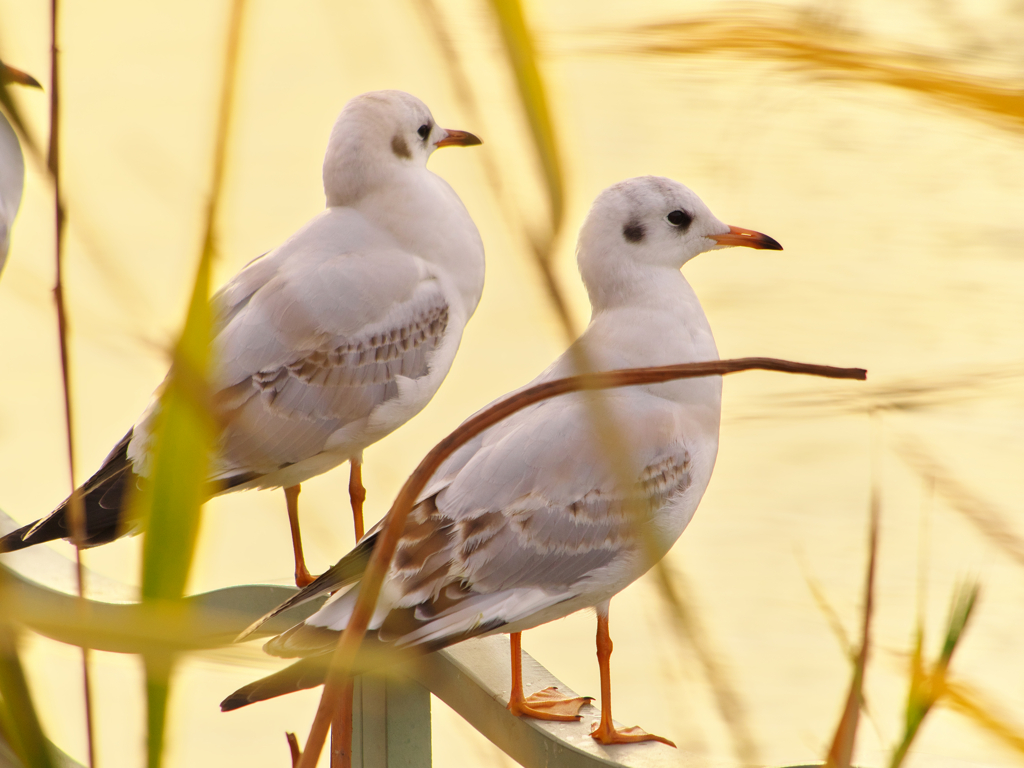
<box><xmin>47</xmin><ymin>1</ymin><xmax>96</xmax><ymax>765</ymax></box>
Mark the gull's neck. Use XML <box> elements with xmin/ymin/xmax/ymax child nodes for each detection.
<box><xmin>556</xmin><ymin>266</ymin><xmax>719</xmax><ymax>377</ymax></box>
<box><xmin>334</xmin><ymin>162</ymin><xmax>485</xmax><ymax>316</ymax></box>
<box><xmin>584</xmin><ymin>262</ymin><xmax>702</xmax><ymax>317</ymax></box>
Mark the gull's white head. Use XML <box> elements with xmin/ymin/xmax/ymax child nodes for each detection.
<box><xmin>577</xmin><ymin>176</ymin><xmax>781</xmax><ymax>306</ymax></box>
<box><xmin>323</xmin><ymin>90</ymin><xmax>481</xmax><ymax>207</ymax></box>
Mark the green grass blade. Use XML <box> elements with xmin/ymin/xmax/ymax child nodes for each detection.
<box><xmin>133</xmin><ymin>0</ymin><xmax>247</xmax><ymax>603</ymax></box>
<box><xmin>134</xmin><ymin>250</ymin><xmax>214</xmax><ymax>603</ymax></box>
<box><xmin>129</xmin><ymin>2</ymin><xmax>247</xmax><ymax>766</ymax></box>
<box><xmin>0</xmin><ymin>615</ymin><xmax>57</xmax><ymax>768</ymax></box>
<box><xmin>889</xmin><ymin>580</ymin><xmax>980</xmax><ymax>768</ymax></box>
<box><xmin>143</xmin><ymin>655</ymin><xmax>173</xmax><ymax>768</ymax></box>
<box><xmin>940</xmin><ymin>582</ymin><xmax>979</xmax><ymax>665</ymax></box>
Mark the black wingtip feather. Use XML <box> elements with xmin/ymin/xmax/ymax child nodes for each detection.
<box><xmin>0</xmin><ymin>429</ymin><xmax>136</xmax><ymax>552</ymax></box>
<box><xmin>220</xmin><ymin>655</ymin><xmax>333</xmax><ymax>711</ymax></box>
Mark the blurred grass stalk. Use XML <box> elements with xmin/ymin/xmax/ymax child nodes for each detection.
<box><xmin>424</xmin><ymin>5</ymin><xmax>862</xmax><ymax>761</ymax></box>
<box><xmin>0</xmin><ymin>577</ymin><xmax>58</xmax><ymax>768</ymax></box>
<box><xmin>814</xmin><ymin>452</ymin><xmax>991</xmax><ymax>767</ymax></box>
<box><xmin>624</xmin><ymin>7</ymin><xmax>1024</xmax><ymax>134</ymax></box>
<box><xmin>478</xmin><ymin>11</ymin><xmax>738</xmax><ymax>756</ymax></box>
<box><xmin>124</xmin><ymin>1</ymin><xmax>246</xmax><ymax>766</ymax></box>
<box><xmin>898</xmin><ymin>440</ymin><xmax>1024</xmax><ymax>568</ymax></box>
<box><xmin>486</xmin><ymin>0</ymin><xmax>578</xmax><ymax>339</ymax></box>
<box><xmin>823</xmin><ymin>486</ymin><xmax>878</xmax><ymax>768</ymax></box>
<box><xmin>651</xmin><ymin>563</ymin><xmax>758</xmax><ymax>763</ymax></box>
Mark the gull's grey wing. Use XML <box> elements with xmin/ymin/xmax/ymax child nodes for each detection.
<box><xmin>130</xmin><ymin>207</ymin><xmax>456</xmax><ymax>482</ymax></box>
<box><xmin>210</xmin><ymin>257</ymin><xmax>449</xmax><ymax>479</ymax></box>
<box><xmin>407</xmin><ymin>391</ymin><xmax>694</xmax><ymax>597</ymax></box>
<box><xmin>266</xmin><ymin>389</ymin><xmax>697</xmax><ymax>657</ymax></box>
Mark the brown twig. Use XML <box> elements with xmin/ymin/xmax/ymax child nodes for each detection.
<box><xmin>285</xmin><ymin>733</ymin><xmax>301</xmax><ymax>768</ymax></box>
<box><xmin>293</xmin><ymin>356</ymin><xmax>867</xmax><ymax>768</ymax></box>
<box><xmin>46</xmin><ymin>1</ymin><xmax>95</xmax><ymax>764</ymax></box>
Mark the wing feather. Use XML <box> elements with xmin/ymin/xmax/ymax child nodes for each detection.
<box><xmin>265</xmin><ymin>390</ymin><xmax>695</xmax><ymax>657</ymax></box>
<box><xmin>131</xmin><ymin>207</ymin><xmax>456</xmax><ymax>481</ymax></box>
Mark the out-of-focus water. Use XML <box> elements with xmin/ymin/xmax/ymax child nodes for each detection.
<box><xmin>1</xmin><ymin>1</ymin><xmax>1022</xmax><ymax>766</ymax></box>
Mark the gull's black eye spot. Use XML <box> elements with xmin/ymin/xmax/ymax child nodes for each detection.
<box><xmin>666</xmin><ymin>209</ymin><xmax>692</xmax><ymax>229</ymax></box>
<box><xmin>392</xmin><ymin>134</ymin><xmax>412</xmax><ymax>159</ymax></box>
<box><xmin>622</xmin><ymin>220</ymin><xmax>645</xmax><ymax>243</ymax></box>
<box><xmin>417</xmin><ymin>124</ymin><xmax>431</xmax><ymax>140</ymax></box>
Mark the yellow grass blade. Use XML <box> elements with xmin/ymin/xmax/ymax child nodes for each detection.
<box><xmin>942</xmin><ymin>680</ymin><xmax>1024</xmax><ymax>757</ymax></box>
<box><xmin>487</xmin><ymin>0</ymin><xmax>564</xmax><ymax>234</ymax></box>
<box><xmin>626</xmin><ymin>9</ymin><xmax>1024</xmax><ymax>134</ymax></box>
<box><xmin>486</xmin><ymin>0</ymin><xmax>578</xmax><ymax>338</ymax></box>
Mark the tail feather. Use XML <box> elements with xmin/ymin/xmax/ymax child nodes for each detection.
<box><xmin>235</xmin><ymin>533</ymin><xmax>378</xmax><ymax>643</ymax></box>
<box><xmin>0</xmin><ymin>429</ymin><xmax>136</xmax><ymax>552</ymax></box>
<box><xmin>222</xmin><ymin>617</ymin><xmax>510</xmax><ymax>712</ymax></box>
<box><xmin>220</xmin><ymin>655</ymin><xmax>333</xmax><ymax>711</ymax></box>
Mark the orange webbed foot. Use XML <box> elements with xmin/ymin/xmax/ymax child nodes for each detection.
<box><xmin>508</xmin><ymin>686</ymin><xmax>593</xmax><ymax>721</ymax></box>
<box><xmin>590</xmin><ymin>721</ymin><xmax>676</xmax><ymax>747</ymax></box>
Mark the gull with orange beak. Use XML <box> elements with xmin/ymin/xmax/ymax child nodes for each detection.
<box><xmin>0</xmin><ymin>91</ymin><xmax>485</xmax><ymax>588</ymax></box>
<box><xmin>221</xmin><ymin>176</ymin><xmax>781</xmax><ymax>748</ymax></box>
<box><xmin>0</xmin><ymin>62</ymin><xmax>43</xmax><ymax>277</ymax></box>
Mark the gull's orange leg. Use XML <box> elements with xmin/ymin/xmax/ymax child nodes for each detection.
<box><xmin>284</xmin><ymin>484</ymin><xmax>315</xmax><ymax>587</ymax></box>
<box><xmin>590</xmin><ymin>609</ymin><xmax>676</xmax><ymax>747</ymax></box>
<box><xmin>507</xmin><ymin>631</ymin><xmax>592</xmax><ymax>720</ymax></box>
<box><xmin>348</xmin><ymin>459</ymin><xmax>366</xmax><ymax>541</ymax></box>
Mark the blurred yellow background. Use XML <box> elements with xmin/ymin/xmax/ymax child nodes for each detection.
<box><xmin>1</xmin><ymin>0</ymin><xmax>1023</xmax><ymax>766</ymax></box>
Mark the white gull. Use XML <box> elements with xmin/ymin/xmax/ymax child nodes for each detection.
<box><xmin>0</xmin><ymin>90</ymin><xmax>485</xmax><ymax>587</ymax></box>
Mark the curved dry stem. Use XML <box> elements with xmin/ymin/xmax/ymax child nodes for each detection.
<box><xmin>294</xmin><ymin>356</ymin><xmax>867</xmax><ymax>768</ymax></box>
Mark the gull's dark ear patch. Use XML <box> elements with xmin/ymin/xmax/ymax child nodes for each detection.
<box><xmin>622</xmin><ymin>220</ymin><xmax>645</xmax><ymax>243</ymax></box>
<box><xmin>391</xmin><ymin>134</ymin><xmax>411</xmax><ymax>159</ymax></box>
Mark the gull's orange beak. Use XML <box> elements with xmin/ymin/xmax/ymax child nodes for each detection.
<box><xmin>1</xmin><ymin>63</ymin><xmax>43</xmax><ymax>89</ymax></box>
<box><xmin>436</xmin><ymin>128</ymin><xmax>482</xmax><ymax>149</ymax></box>
<box><xmin>710</xmin><ymin>225</ymin><xmax>783</xmax><ymax>251</ymax></box>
